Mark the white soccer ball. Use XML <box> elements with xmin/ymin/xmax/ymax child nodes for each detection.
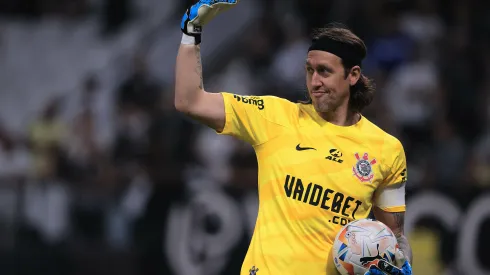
<box><xmin>332</xmin><ymin>219</ymin><xmax>399</xmax><ymax>275</ymax></box>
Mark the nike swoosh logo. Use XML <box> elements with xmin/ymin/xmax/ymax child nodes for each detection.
<box><xmin>296</xmin><ymin>144</ymin><xmax>317</xmax><ymax>151</ymax></box>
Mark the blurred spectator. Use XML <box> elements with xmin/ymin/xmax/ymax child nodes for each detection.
<box><xmin>270</xmin><ymin>14</ymin><xmax>309</xmax><ymax>96</ymax></box>
<box><xmin>0</xmin><ymin>126</ymin><xmax>32</xmax><ymax>182</ymax></box>
<box><xmin>0</xmin><ymin>0</ymin><xmax>91</xmax><ymax>19</ymax></box>
<box><xmin>66</xmin><ymin>75</ymin><xmax>110</xmax><ymax>173</ymax></box>
<box><xmin>228</xmin><ymin>143</ymin><xmax>258</xmax><ymax>191</ymax></box>
<box><xmin>144</xmin><ymin>89</ymin><xmax>197</xmax><ymax>186</ymax></box>
<box><xmin>116</xmin><ymin>52</ymin><xmax>162</xmax><ymax>113</ymax></box>
<box><xmin>101</xmin><ymin>0</ymin><xmax>131</xmax><ymax>36</ymax></box>
<box><xmin>28</xmin><ymin>97</ymin><xmax>67</xmax><ymax>180</ymax></box>
<box><xmin>399</xmin><ymin>0</ymin><xmax>445</xmax><ymax>52</ymax></box>
<box><xmin>430</xmin><ymin>118</ymin><xmax>467</xmax><ymax>188</ymax></box>
<box><xmin>113</xmin><ymin>52</ymin><xmax>160</xmax><ymax>170</ymax></box>
<box><xmin>363</xmin><ymin>2</ymin><xmax>414</xmax><ymax>75</ymax></box>
<box><xmin>383</xmin><ymin>42</ymin><xmax>441</xmax><ymax>155</ymax></box>
<box><xmin>193</xmin><ymin>127</ymin><xmax>237</xmax><ymax>186</ymax></box>
<box><xmin>295</xmin><ymin>0</ymin><xmax>334</xmax><ymax>31</ymax></box>
<box><xmin>470</xmin><ymin>128</ymin><xmax>490</xmax><ymax>188</ymax></box>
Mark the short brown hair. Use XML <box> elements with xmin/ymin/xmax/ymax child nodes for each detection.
<box><xmin>305</xmin><ymin>23</ymin><xmax>375</xmax><ymax>113</ymax></box>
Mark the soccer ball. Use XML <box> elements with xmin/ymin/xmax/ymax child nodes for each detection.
<box><xmin>332</xmin><ymin>219</ymin><xmax>398</xmax><ymax>275</ymax></box>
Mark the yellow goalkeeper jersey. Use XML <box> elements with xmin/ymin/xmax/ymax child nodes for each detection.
<box><xmin>216</xmin><ymin>93</ymin><xmax>408</xmax><ymax>275</ymax></box>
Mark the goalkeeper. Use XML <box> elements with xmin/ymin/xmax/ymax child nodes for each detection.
<box><xmin>175</xmin><ymin>1</ymin><xmax>413</xmax><ymax>275</ymax></box>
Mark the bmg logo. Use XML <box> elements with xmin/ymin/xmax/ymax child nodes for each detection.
<box><xmin>233</xmin><ymin>95</ymin><xmax>265</xmax><ymax>110</ymax></box>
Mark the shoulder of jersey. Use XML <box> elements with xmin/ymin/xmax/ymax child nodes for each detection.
<box><xmin>259</xmin><ymin>95</ymin><xmax>300</xmax><ymax>122</ymax></box>
<box><xmin>262</xmin><ymin>95</ymin><xmax>297</xmax><ymax>106</ymax></box>
<box><xmin>360</xmin><ymin>117</ymin><xmax>403</xmax><ymax>148</ymax></box>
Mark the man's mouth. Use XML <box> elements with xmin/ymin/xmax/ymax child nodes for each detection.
<box><xmin>311</xmin><ymin>91</ymin><xmax>328</xmax><ymax>98</ymax></box>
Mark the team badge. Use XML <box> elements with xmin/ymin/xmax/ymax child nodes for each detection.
<box><xmin>353</xmin><ymin>152</ymin><xmax>377</xmax><ymax>183</ymax></box>
<box><xmin>249</xmin><ymin>266</ymin><xmax>259</xmax><ymax>275</ymax></box>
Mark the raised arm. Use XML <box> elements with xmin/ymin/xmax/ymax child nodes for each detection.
<box><xmin>174</xmin><ymin>43</ymin><xmax>225</xmax><ymax>131</ymax></box>
<box><xmin>174</xmin><ymin>1</ymin><xmax>238</xmax><ymax>131</ymax></box>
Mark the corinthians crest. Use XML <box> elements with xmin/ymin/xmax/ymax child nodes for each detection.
<box><xmin>353</xmin><ymin>152</ymin><xmax>377</xmax><ymax>183</ymax></box>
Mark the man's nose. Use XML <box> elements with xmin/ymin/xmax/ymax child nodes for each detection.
<box><xmin>311</xmin><ymin>72</ymin><xmax>322</xmax><ymax>87</ymax></box>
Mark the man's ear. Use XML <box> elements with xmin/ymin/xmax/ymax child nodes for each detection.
<box><xmin>349</xmin><ymin>65</ymin><xmax>361</xmax><ymax>86</ymax></box>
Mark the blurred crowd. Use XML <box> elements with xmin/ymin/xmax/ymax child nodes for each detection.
<box><xmin>0</xmin><ymin>0</ymin><xmax>489</xmax><ymax>274</ymax></box>
<box><xmin>222</xmin><ymin>0</ymin><xmax>490</xmax><ymax>192</ymax></box>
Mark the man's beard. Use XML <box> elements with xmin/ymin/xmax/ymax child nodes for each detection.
<box><xmin>312</xmin><ymin>97</ymin><xmax>335</xmax><ymax>113</ymax></box>
<box><xmin>311</xmin><ymin>91</ymin><xmax>350</xmax><ymax>114</ymax></box>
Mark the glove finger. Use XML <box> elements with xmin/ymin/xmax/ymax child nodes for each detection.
<box><xmin>189</xmin><ymin>0</ymin><xmax>239</xmax><ymax>25</ymax></box>
<box><xmin>190</xmin><ymin>5</ymin><xmax>221</xmax><ymax>25</ymax></box>
<box><xmin>377</xmin><ymin>260</ymin><xmax>402</xmax><ymax>275</ymax></box>
<box><xmin>188</xmin><ymin>4</ymin><xmax>203</xmax><ymax>24</ymax></box>
<box><xmin>214</xmin><ymin>0</ymin><xmax>239</xmax><ymax>5</ymax></box>
<box><xmin>201</xmin><ymin>0</ymin><xmax>237</xmax><ymax>4</ymax></box>
<box><xmin>181</xmin><ymin>10</ymin><xmax>189</xmax><ymax>30</ymax></box>
<box><xmin>401</xmin><ymin>260</ymin><xmax>413</xmax><ymax>274</ymax></box>
<box><xmin>208</xmin><ymin>1</ymin><xmax>238</xmax><ymax>13</ymax></box>
<box><xmin>394</xmin><ymin>249</ymin><xmax>408</xmax><ymax>267</ymax></box>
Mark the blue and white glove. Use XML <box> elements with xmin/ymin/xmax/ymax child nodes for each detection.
<box><xmin>364</xmin><ymin>250</ymin><xmax>412</xmax><ymax>275</ymax></box>
<box><xmin>181</xmin><ymin>0</ymin><xmax>239</xmax><ymax>45</ymax></box>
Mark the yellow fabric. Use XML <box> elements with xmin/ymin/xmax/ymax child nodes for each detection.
<box><xmin>217</xmin><ymin>92</ymin><xmax>408</xmax><ymax>275</ymax></box>
<box><xmin>377</xmin><ymin>205</ymin><xmax>406</xmax><ymax>213</ymax></box>
<box><xmin>409</xmin><ymin>229</ymin><xmax>443</xmax><ymax>275</ymax></box>
<box><xmin>29</xmin><ymin>120</ymin><xmax>67</xmax><ymax>178</ymax></box>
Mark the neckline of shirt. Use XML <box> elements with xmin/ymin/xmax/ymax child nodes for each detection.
<box><xmin>300</xmin><ymin>103</ymin><xmax>365</xmax><ymax>130</ymax></box>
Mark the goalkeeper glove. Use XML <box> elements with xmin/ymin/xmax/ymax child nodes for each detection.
<box><xmin>181</xmin><ymin>0</ymin><xmax>239</xmax><ymax>45</ymax></box>
<box><xmin>364</xmin><ymin>249</ymin><xmax>412</xmax><ymax>275</ymax></box>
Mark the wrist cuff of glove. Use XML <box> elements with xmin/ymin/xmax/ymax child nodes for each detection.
<box><xmin>181</xmin><ymin>33</ymin><xmax>201</xmax><ymax>45</ymax></box>
<box><xmin>182</xmin><ymin>33</ymin><xmax>200</xmax><ymax>45</ymax></box>
<box><xmin>181</xmin><ymin>24</ymin><xmax>202</xmax><ymax>45</ymax></box>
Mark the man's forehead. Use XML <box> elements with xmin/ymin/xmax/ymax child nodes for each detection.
<box><xmin>306</xmin><ymin>50</ymin><xmax>342</xmax><ymax>66</ymax></box>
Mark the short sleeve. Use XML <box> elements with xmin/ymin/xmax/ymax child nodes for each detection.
<box><xmin>383</xmin><ymin>141</ymin><xmax>408</xmax><ymax>187</ymax></box>
<box><xmin>217</xmin><ymin>92</ymin><xmax>294</xmax><ymax>146</ymax></box>
<box><xmin>374</xmin><ymin>141</ymin><xmax>408</xmax><ymax>212</ymax></box>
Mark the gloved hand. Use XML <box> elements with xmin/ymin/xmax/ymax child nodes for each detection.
<box><xmin>364</xmin><ymin>250</ymin><xmax>412</xmax><ymax>275</ymax></box>
<box><xmin>181</xmin><ymin>0</ymin><xmax>239</xmax><ymax>45</ymax></box>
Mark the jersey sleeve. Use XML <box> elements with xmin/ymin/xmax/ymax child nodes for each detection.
<box><xmin>374</xmin><ymin>141</ymin><xmax>408</xmax><ymax>212</ymax></box>
<box><xmin>216</xmin><ymin>92</ymin><xmax>294</xmax><ymax>146</ymax></box>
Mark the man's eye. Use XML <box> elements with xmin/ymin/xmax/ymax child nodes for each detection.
<box><xmin>306</xmin><ymin>68</ymin><xmax>314</xmax><ymax>73</ymax></box>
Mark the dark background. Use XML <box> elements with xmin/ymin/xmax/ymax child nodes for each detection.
<box><xmin>0</xmin><ymin>0</ymin><xmax>489</xmax><ymax>274</ymax></box>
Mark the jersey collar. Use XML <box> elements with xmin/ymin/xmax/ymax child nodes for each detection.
<box><xmin>299</xmin><ymin>103</ymin><xmax>364</xmax><ymax>130</ymax></box>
